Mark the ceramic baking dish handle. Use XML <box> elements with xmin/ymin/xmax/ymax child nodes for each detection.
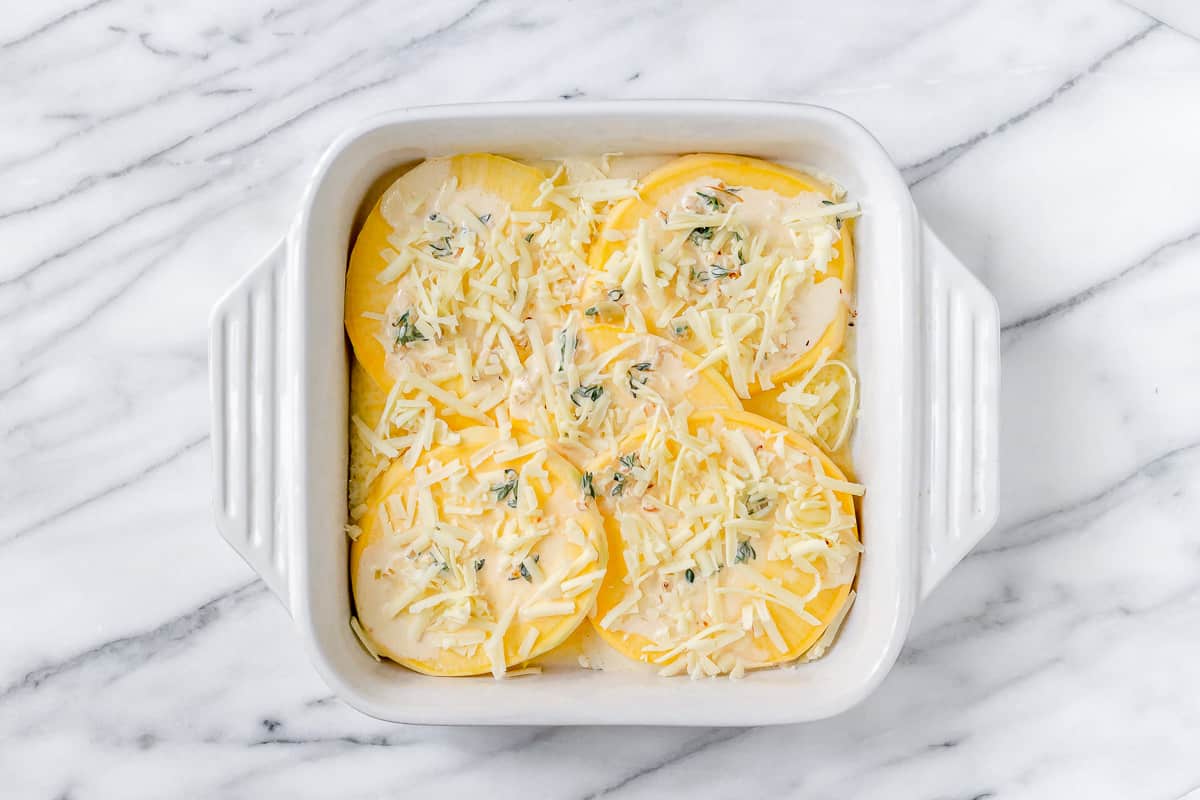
<box><xmin>210</xmin><ymin>237</ymin><xmax>292</xmax><ymax>608</ymax></box>
<box><xmin>919</xmin><ymin>224</ymin><xmax>1000</xmax><ymax>599</ymax></box>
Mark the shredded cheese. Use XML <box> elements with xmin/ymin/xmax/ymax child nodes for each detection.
<box><xmin>346</xmin><ymin>154</ymin><xmax>862</xmax><ymax>681</ymax></box>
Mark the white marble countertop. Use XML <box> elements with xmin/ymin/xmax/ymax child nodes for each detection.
<box><xmin>3</xmin><ymin>0</ymin><xmax>1200</xmax><ymax>797</ymax></box>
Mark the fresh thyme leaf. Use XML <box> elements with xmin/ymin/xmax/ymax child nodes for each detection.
<box><xmin>626</xmin><ymin>363</ymin><xmax>652</xmax><ymax>397</ymax></box>
<box><xmin>607</xmin><ymin>287</ymin><xmax>625</xmax><ymax>302</ymax></box>
<box><xmin>685</xmin><ymin>568</ymin><xmax>695</xmax><ymax>583</ymax></box>
<box><xmin>581</xmin><ymin>472</ymin><xmax>596</xmax><ymax>500</ymax></box>
<box><xmin>525</xmin><ymin>232</ymin><xmax>535</xmax><ymax>242</ymax></box>
<box><xmin>557</xmin><ymin>329</ymin><xmax>577</xmax><ymax>372</ymax></box>
<box><xmin>478</xmin><ymin>213</ymin><xmax>492</xmax><ymax>224</ymax></box>
<box><xmin>696</xmin><ymin>191</ymin><xmax>722</xmax><ymax>211</ymax></box>
<box><xmin>690</xmin><ymin>226</ymin><xmax>714</xmax><ymax>246</ymax></box>
<box><xmin>618</xmin><ymin>452</ymin><xmax>641</xmax><ymax>471</ymax></box>
<box><xmin>610</xmin><ymin>472</ymin><xmax>626</xmax><ymax>497</ymax></box>
<box><xmin>710</xmin><ymin>265</ymin><xmax>733</xmax><ymax>279</ymax></box>
<box><xmin>734</xmin><ymin>539</ymin><xmax>757</xmax><ymax>564</ymax></box>
<box><xmin>731</xmin><ymin>231</ymin><xmax>743</xmax><ymax>240</ymax></box>
<box><xmin>671</xmin><ymin>320</ymin><xmax>691</xmax><ymax>338</ymax></box>
<box><xmin>490</xmin><ymin>468</ymin><xmax>519</xmax><ymax>508</ymax></box>
<box><xmin>821</xmin><ymin>200</ymin><xmax>835</xmax><ymax>206</ymax></box>
<box><xmin>393</xmin><ymin>310</ymin><xmax>428</xmax><ymax>347</ymax></box>
<box><xmin>571</xmin><ymin>384</ymin><xmax>604</xmax><ymax>406</ymax></box>
<box><xmin>428</xmin><ymin>235</ymin><xmax>454</xmax><ymax>257</ymax></box>
<box><xmin>515</xmin><ymin>554</ymin><xmax>540</xmax><ymax>583</ymax></box>
<box><xmin>474</xmin><ymin>558</ymin><xmax>485</xmax><ymax>571</ymax></box>
<box><xmin>429</xmin><ymin>548</ymin><xmax>450</xmax><ymax>572</ymax></box>
<box><xmin>584</xmin><ymin>306</ymin><xmax>599</xmax><ymax>317</ymax></box>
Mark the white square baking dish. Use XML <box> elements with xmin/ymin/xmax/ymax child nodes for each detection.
<box><xmin>209</xmin><ymin>100</ymin><xmax>999</xmax><ymax>726</ymax></box>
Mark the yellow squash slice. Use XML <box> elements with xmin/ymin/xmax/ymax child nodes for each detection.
<box><xmin>742</xmin><ymin>347</ymin><xmax>859</xmax><ymax>473</ymax></box>
<box><xmin>348</xmin><ymin>360</ymin><xmax>392</xmax><ymax>514</ymax></box>
<box><xmin>588</xmin><ymin>409</ymin><xmax>861</xmax><ymax>678</ymax></box>
<box><xmin>351</xmin><ymin>427</ymin><xmax>607</xmax><ymax>677</ymax></box>
<box><xmin>344</xmin><ymin>154</ymin><xmax>547</xmax><ymax>414</ymax></box>
<box><xmin>347</xmin><ymin>359</ymin><xmax>471</xmax><ymax>515</ymax></box>
<box><xmin>585</xmin><ymin>153</ymin><xmax>856</xmax><ymax>396</ymax></box>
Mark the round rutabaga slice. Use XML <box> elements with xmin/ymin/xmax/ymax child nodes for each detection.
<box><xmin>351</xmin><ymin>428</ymin><xmax>607</xmax><ymax>677</ymax></box>
<box><xmin>347</xmin><ymin>360</ymin><xmax>470</xmax><ymax>518</ymax></box>
<box><xmin>585</xmin><ymin>153</ymin><xmax>856</xmax><ymax>397</ymax></box>
<box><xmin>344</xmin><ymin>153</ymin><xmax>551</xmax><ymax>427</ymax></box>
<box><xmin>741</xmin><ymin>346</ymin><xmax>859</xmax><ymax>473</ymax></box>
<box><xmin>588</xmin><ymin>409</ymin><xmax>862</xmax><ymax>678</ymax></box>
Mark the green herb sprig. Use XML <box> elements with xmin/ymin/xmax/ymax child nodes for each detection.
<box><xmin>558</xmin><ymin>329</ymin><xmax>577</xmax><ymax>372</ymax></box>
<box><xmin>490</xmin><ymin>468</ymin><xmax>519</xmax><ymax>508</ymax></box>
<box><xmin>571</xmin><ymin>384</ymin><xmax>604</xmax><ymax>406</ymax></box>
<box><xmin>696</xmin><ymin>191</ymin><xmax>723</xmax><ymax>212</ymax></box>
<box><xmin>393</xmin><ymin>310</ymin><xmax>427</xmax><ymax>347</ymax></box>
<box><xmin>734</xmin><ymin>539</ymin><xmax>757</xmax><ymax>564</ymax></box>
<box><xmin>509</xmin><ymin>554</ymin><xmax>540</xmax><ymax>582</ymax></box>
<box><xmin>627</xmin><ymin>362</ymin><xmax>653</xmax><ymax>397</ymax></box>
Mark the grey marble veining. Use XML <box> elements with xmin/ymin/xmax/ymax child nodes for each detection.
<box><xmin>3</xmin><ymin>0</ymin><xmax>1200</xmax><ymax>797</ymax></box>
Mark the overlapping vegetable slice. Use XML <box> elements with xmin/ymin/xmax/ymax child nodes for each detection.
<box><xmin>351</xmin><ymin>428</ymin><xmax>607</xmax><ymax>677</ymax></box>
<box><xmin>588</xmin><ymin>410</ymin><xmax>861</xmax><ymax>678</ymax></box>
<box><xmin>586</xmin><ymin>153</ymin><xmax>856</xmax><ymax>396</ymax></box>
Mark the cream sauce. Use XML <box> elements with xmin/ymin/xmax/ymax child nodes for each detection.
<box><xmin>663</xmin><ymin>178</ymin><xmax>828</xmax><ymax>250</ymax></box>
<box><xmin>762</xmin><ymin>276</ymin><xmax>845</xmax><ymax>377</ymax></box>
